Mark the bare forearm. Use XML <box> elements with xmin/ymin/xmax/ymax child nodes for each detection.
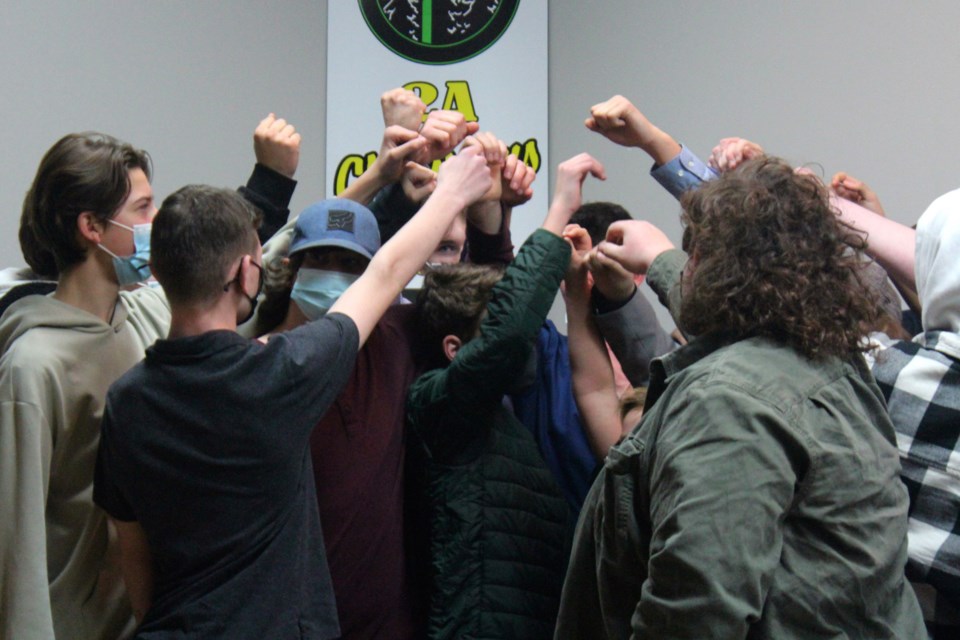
<box><xmin>566</xmin><ymin>287</ymin><xmax>622</xmax><ymax>459</ymax></box>
<box><xmin>466</xmin><ymin>200</ymin><xmax>503</xmax><ymax>235</ymax></box>
<box><xmin>640</xmin><ymin>125</ymin><xmax>682</xmax><ymax>167</ymax></box>
<box><xmin>832</xmin><ymin>195</ymin><xmax>916</xmax><ymax>290</ymax></box>
<box><xmin>330</xmin><ymin>186</ymin><xmax>468</xmax><ymax>343</ymax></box>
<box><xmin>340</xmin><ymin>163</ymin><xmax>391</xmax><ymax>206</ymax></box>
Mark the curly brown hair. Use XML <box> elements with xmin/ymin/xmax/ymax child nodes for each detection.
<box><xmin>678</xmin><ymin>157</ymin><xmax>880</xmax><ymax>360</ymax></box>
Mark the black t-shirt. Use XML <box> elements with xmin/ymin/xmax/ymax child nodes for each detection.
<box><xmin>94</xmin><ymin>313</ymin><xmax>359</xmax><ymax>639</ymax></box>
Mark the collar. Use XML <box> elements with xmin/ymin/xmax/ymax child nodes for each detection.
<box><xmin>645</xmin><ymin>331</ymin><xmax>737</xmax><ymax>413</ymax></box>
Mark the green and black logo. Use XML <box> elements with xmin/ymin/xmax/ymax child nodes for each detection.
<box><xmin>359</xmin><ymin>0</ymin><xmax>520</xmax><ymax>65</ymax></box>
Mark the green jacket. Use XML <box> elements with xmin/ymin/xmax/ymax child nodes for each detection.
<box><xmin>555</xmin><ymin>250</ymin><xmax>925</xmax><ymax>639</ymax></box>
<box><xmin>407</xmin><ymin>229</ymin><xmax>573</xmax><ymax>640</ymax></box>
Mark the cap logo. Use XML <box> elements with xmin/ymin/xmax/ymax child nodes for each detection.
<box><xmin>327</xmin><ymin>209</ymin><xmax>355</xmax><ymax>233</ymax></box>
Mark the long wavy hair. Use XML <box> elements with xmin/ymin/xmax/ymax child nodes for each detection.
<box><xmin>678</xmin><ymin>157</ymin><xmax>880</xmax><ymax>360</ymax></box>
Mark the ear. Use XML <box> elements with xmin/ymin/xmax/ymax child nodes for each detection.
<box><xmin>442</xmin><ymin>334</ymin><xmax>463</xmax><ymax>363</ymax></box>
<box><xmin>76</xmin><ymin>211</ymin><xmax>105</xmax><ymax>245</ymax></box>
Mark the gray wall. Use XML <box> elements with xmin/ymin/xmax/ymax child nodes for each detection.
<box><xmin>3</xmin><ymin>1</ymin><xmax>958</xmax><ymax>327</ymax></box>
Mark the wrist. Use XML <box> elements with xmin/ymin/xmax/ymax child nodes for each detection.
<box><xmin>542</xmin><ymin>203</ymin><xmax>574</xmax><ymax>236</ymax></box>
<box><xmin>595</xmin><ymin>280</ymin><xmax>635</xmax><ymax>303</ymax></box>
<box><xmin>640</xmin><ymin>128</ymin><xmax>682</xmax><ymax>166</ymax></box>
<box><xmin>592</xmin><ymin>283</ymin><xmax>636</xmax><ymax>314</ymax></box>
<box><xmin>431</xmin><ymin>183</ymin><xmax>470</xmax><ymax>212</ymax></box>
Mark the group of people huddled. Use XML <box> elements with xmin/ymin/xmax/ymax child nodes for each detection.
<box><xmin>0</xmin><ymin>87</ymin><xmax>956</xmax><ymax>639</ymax></box>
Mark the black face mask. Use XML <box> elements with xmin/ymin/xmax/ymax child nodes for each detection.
<box><xmin>227</xmin><ymin>259</ymin><xmax>264</xmax><ymax>327</ymax></box>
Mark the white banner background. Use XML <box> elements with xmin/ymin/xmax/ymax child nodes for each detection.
<box><xmin>326</xmin><ymin>0</ymin><xmax>548</xmax><ymax>250</ymax></box>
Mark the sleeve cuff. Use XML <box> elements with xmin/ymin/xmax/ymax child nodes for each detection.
<box><xmin>650</xmin><ymin>144</ymin><xmax>718</xmax><ymax>200</ymax></box>
<box><xmin>466</xmin><ymin>206</ymin><xmax>515</xmax><ymax>266</ymax></box>
<box><xmin>245</xmin><ymin>163</ymin><xmax>297</xmax><ymax>209</ymax></box>
<box><xmin>592</xmin><ymin>283</ymin><xmax>637</xmax><ymax>314</ymax></box>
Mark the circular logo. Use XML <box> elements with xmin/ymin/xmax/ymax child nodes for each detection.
<box><xmin>359</xmin><ymin>0</ymin><xmax>520</xmax><ymax>65</ymax></box>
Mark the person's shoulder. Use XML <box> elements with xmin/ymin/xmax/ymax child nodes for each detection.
<box><xmin>679</xmin><ymin>337</ymin><xmax>849</xmax><ymax>407</ymax></box>
<box><xmin>296</xmin><ymin>311</ymin><xmax>358</xmax><ymax>337</ymax></box>
<box><xmin>0</xmin><ymin>297</ymin><xmax>87</xmax><ymax>372</ymax></box>
<box><xmin>120</xmin><ymin>286</ymin><xmax>170</xmax><ymax>318</ymax></box>
<box><xmin>110</xmin><ymin>355</ymin><xmax>152</xmax><ymax>397</ymax></box>
<box><xmin>407</xmin><ymin>367</ymin><xmax>447</xmax><ymax>413</ymax></box>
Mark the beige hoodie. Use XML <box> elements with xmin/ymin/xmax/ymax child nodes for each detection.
<box><xmin>0</xmin><ymin>287</ymin><xmax>169</xmax><ymax>640</ymax></box>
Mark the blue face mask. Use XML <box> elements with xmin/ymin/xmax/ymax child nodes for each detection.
<box><xmin>290</xmin><ymin>268</ymin><xmax>359</xmax><ymax>321</ymax></box>
<box><xmin>98</xmin><ymin>220</ymin><xmax>152</xmax><ymax>286</ymax></box>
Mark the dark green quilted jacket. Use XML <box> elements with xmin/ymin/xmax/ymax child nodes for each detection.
<box><xmin>407</xmin><ymin>230</ymin><xmax>574</xmax><ymax>640</ymax></box>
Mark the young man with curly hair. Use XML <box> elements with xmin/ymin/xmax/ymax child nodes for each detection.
<box><xmin>555</xmin><ymin>157</ymin><xmax>925</xmax><ymax>638</ymax></box>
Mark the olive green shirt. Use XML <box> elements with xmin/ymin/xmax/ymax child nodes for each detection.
<box><xmin>555</xmin><ymin>250</ymin><xmax>925</xmax><ymax>639</ymax></box>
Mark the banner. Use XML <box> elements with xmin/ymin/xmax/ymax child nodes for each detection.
<box><xmin>326</xmin><ymin>0</ymin><xmax>548</xmax><ymax>247</ymax></box>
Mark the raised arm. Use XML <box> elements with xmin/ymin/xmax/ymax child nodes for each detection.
<box><xmin>831</xmin><ymin>172</ymin><xmax>886</xmax><ymax>217</ymax></box>
<box><xmin>586</xmin><ymin>95</ymin><xmax>681</xmax><ymax>165</ymax></box>
<box><xmin>586</xmin><ymin>94</ymin><xmax>718</xmax><ymax>198</ymax></box>
<box><xmin>830</xmin><ymin>173</ymin><xmax>919</xmax><ymax>313</ymax></box>
<box><xmin>339</xmin><ymin>126</ymin><xmax>428</xmax><ymax>205</ymax></box>
<box><xmin>367</xmin><ymin>109</ymin><xmax>479</xmax><ymax>243</ymax></box>
<box><xmin>464</xmin><ymin>140</ymin><xmax>537</xmax><ymax>266</ymax></box>
<box><xmin>380</xmin><ymin>87</ymin><xmax>427</xmax><ymax>131</ymax></box>
<box><xmin>589</xmin><ymin>247</ymin><xmax>675</xmax><ymax>386</ymax></box>
<box><xmin>830</xmin><ymin>194</ymin><xmax>916</xmax><ymax>293</ymax></box>
<box><xmin>562</xmin><ymin>225</ymin><xmax>622</xmax><ymax>460</ymax></box>
<box><xmin>431</xmin><ymin>154</ymin><xmax>606</xmax><ymax>408</ymax></box>
<box><xmin>599</xmin><ymin>220</ymin><xmax>685</xmax><ymax>331</ymax></box>
<box><xmin>708</xmin><ymin>137</ymin><xmax>765</xmax><ymax>172</ymax></box>
<box><xmin>329</xmin><ymin>145</ymin><xmax>491</xmax><ymax>345</ymax></box>
<box><xmin>241</xmin><ymin>113</ymin><xmax>301</xmax><ymax>242</ymax></box>
<box><xmin>415</xmin><ymin>109</ymin><xmax>480</xmax><ymax>165</ymax></box>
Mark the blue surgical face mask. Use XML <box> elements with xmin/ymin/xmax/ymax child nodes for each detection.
<box><xmin>98</xmin><ymin>220</ymin><xmax>152</xmax><ymax>286</ymax></box>
<box><xmin>290</xmin><ymin>268</ymin><xmax>359</xmax><ymax>321</ymax></box>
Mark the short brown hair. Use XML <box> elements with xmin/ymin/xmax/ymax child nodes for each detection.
<box><xmin>678</xmin><ymin>157</ymin><xmax>879</xmax><ymax>360</ymax></box>
<box><xmin>21</xmin><ymin>132</ymin><xmax>152</xmax><ymax>275</ymax></box>
<box><xmin>416</xmin><ymin>263</ymin><xmax>504</xmax><ymax>365</ymax></box>
<box><xmin>151</xmin><ymin>185</ymin><xmax>262</xmax><ymax>306</ymax></box>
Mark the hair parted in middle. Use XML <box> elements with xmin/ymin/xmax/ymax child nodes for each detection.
<box><xmin>678</xmin><ymin>156</ymin><xmax>880</xmax><ymax>361</ymax></box>
<box><xmin>416</xmin><ymin>262</ymin><xmax>505</xmax><ymax>366</ymax></box>
<box><xmin>21</xmin><ymin>132</ymin><xmax>153</xmax><ymax>277</ymax></box>
<box><xmin>150</xmin><ymin>185</ymin><xmax>262</xmax><ymax>306</ymax></box>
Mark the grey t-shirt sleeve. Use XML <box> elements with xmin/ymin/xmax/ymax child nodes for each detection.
<box><xmin>595</xmin><ymin>289</ymin><xmax>676</xmax><ymax>386</ymax></box>
<box><xmin>275</xmin><ymin>312</ymin><xmax>360</xmax><ymax>435</ymax></box>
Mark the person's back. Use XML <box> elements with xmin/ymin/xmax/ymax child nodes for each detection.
<box><xmin>406</xmin><ymin>245</ymin><xmax>572</xmax><ymax>640</ymax></box>
<box><xmin>556</xmin><ymin>157</ymin><xmax>924</xmax><ymax>638</ymax></box>
<box><xmin>564</xmin><ymin>332</ymin><xmax>920</xmax><ymax>638</ymax></box>
<box><xmin>94</xmin><ymin>147</ymin><xmax>494</xmax><ymax>637</ymax></box>
<box><xmin>96</xmin><ymin>313</ymin><xmax>353</xmax><ymax>636</ymax></box>
<box><xmin>867</xmin><ymin>189</ymin><xmax>960</xmax><ymax>638</ymax></box>
<box><xmin>406</xmin><ymin>153</ymin><xmax>605</xmax><ymax>639</ymax></box>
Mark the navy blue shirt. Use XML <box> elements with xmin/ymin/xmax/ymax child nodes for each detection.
<box><xmin>95</xmin><ymin>313</ymin><xmax>358</xmax><ymax>639</ymax></box>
